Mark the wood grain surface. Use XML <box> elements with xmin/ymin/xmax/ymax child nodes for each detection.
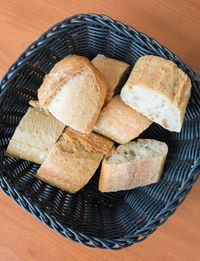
<box><xmin>0</xmin><ymin>0</ymin><xmax>200</xmax><ymax>260</ymax></box>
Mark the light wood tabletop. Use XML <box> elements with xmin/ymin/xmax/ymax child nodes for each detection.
<box><xmin>0</xmin><ymin>1</ymin><xmax>200</xmax><ymax>260</ymax></box>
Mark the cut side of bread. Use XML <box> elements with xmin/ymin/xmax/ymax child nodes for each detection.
<box><xmin>38</xmin><ymin>55</ymin><xmax>107</xmax><ymax>134</ymax></box>
<box><xmin>35</xmin><ymin>128</ymin><xmax>114</xmax><ymax>193</ymax></box>
<box><xmin>92</xmin><ymin>54</ymin><xmax>130</xmax><ymax>104</ymax></box>
<box><xmin>6</xmin><ymin>107</ymin><xmax>65</xmax><ymax>164</ymax></box>
<box><xmin>99</xmin><ymin>139</ymin><xmax>168</xmax><ymax>192</ymax></box>
<box><xmin>120</xmin><ymin>55</ymin><xmax>191</xmax><ymax>132</ymax></box>
<box><xmin>94</xmin><ymin>95</ymin><xmax>152</xmax><ymax>144</ymax></box>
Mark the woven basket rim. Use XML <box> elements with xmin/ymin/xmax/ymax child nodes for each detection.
<box><xmin>0</xmin><ymin>13</ymin><xmax>200</xmax><ymax>250</ymax></box>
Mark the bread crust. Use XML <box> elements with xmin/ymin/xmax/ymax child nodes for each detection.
<box><xmin>65</xmin><ymin>128</ymin><xmax>114</xmax><ymax>154</ymax></box>
<box><xmin>92</xmin><ymin>54</ymin><xmax>130</xmax><ymax>104</ymax></box>
<box><xmin>38</xmin><ymin>55</ymin><xmax>107</xmax><ymax>134</ymax></box>
<box><xmin>122</xmin><ymin>56</ymin><xmax>191</xmax><ymax>110</ymax></box>
<box><xmin>94</xmin><ymin>95</ymin><xmax>151</xmax><ymax>144</ymax></box>
<box><xmin>99</xmin><ymin>139</ymin><xmax>168</xmax><ymax>192</ymax></box>
<box><xmin>6</xmin><ymin>107</ymin><xmax>65</xmax><ymax>164</ymax></box>
<box><xmin>120</xmin><ymin>55</ymin><xmax>191</xmax><ymax>132</ymax></box>
<box><xmin>123</xmin><ymin>55</ymin><xmax>191</xmax><ymax>106</ymax></box>
<box><xmin>35</xmin><ymin>128</ymin><xmax>114</xmax><ymax>193</ymax></box>
<box><xmin>38</xmin><ymin>55</ymin><xmax>106</xmax><ymax>106</ymax></box>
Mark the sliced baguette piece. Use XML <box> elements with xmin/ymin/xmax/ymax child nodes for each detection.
<box><xmin>99</xmin><ymin>139</ymin><xmax>168</xmax><ymax>192</ymax></box>
<box><xmin>38</xmin><ymin>55</ymin><xmax>107</xmax><ymax>134</ymax></box>
<box><xmin>35</xmin><ymin>128</ymin><xmax>114</xmax><ymax>193</ymax></box>
<box><xmin>92</xmin><ymin>54</ymin><xmax>130</xmax><ymax>104</ymax></box>
<box><xmin>94</xmin><ymin>95</ymin><xmax>152</xmax><ymax>144</ymax></box>
<box><xmin>6</xmin><ymin>106</ymin><xmax>65</xmax><ymax>164</ymax></box>
<box><xmin>120</xmin><ymin>55</ymin><xmax>191</xmax><ymax>132</ymax></box>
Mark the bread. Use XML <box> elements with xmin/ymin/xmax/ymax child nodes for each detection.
<box><xmin>35</xmin><ymin>128</ymin><xmax>114</xmax><ymax>193</ymax></box>
<box><xmin>29</xmin><ymin>100</ymin><xmax>50</xmax><ymax>115</ymax></box>
<box><xmin>99</xmin><ymin>139</ymin><xmax>168</xmax><ymax>192</ymax></box>
<box><xmin>38</xmin><ymin>55</ymin><xmax>107</xmax><ymax>134</ymax></box>
<box><xmin>120</xmin><ymin>55</ymin><xmax>191</xmax><ymax>132</ymax></box>
<box><xmin>92</xmin><ymin>54</ymin><xmax>130</xmax><ymax>104</ymax></box>
<box><xmin>6</xmin><ymin>106</ymin><xmax>65</xmax><ymax>164</ymax></box>
<box><xmin>94</xmin><ymin>95</ymin><xmax>152</xmax><ymax>144</ymax></box>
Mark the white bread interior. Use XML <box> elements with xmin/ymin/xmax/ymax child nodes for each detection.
<box><xmin>99</xmin><ymin>139</ymin><xmax>168</xmax><ymax>192</ymax></box>
<box><xmin>120</xmin><ymin>55</ymin><xmax>191</xmax><ymax>132</ymax></box>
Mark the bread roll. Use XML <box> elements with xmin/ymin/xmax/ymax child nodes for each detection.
<box><xmin>99</xmin><ymin>139</ymin><xmax>168</xmax><ymax>192</ymax></box>
<box><xmin>6</xmin><ymin>106</ymin><xmax>65</xmax><ymax>164</ymax></box>
<box><xmin>120</xmin><ymin>55</ymin><xmax>191</xmax><ymax>132</ymax></box>
<box><xmin>35</xmin><ymin>128</ymin><xmax>114</xmax><ymax>193</ymax></box>
<box><xmin>92</xmin><ymin>54</ymin><xmax>130</xmax><ymax>104</ymax></box>
<box><xmin>38</xmin><ymin>55</ymin><xmax>107</xmax><ymax>134</ymax></box>
<box><xmin>94</xmin><ymin>95</ymin><xmax>152</xmax><ymax>144</ymax></box>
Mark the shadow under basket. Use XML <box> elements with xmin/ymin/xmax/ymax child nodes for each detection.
<box><xmin>0</xmin><ymin>14</ymin><xmax>200</xmax><ymax>250</ymax></box>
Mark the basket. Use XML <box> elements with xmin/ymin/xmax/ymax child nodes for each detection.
<box><xmin>0</xmin><ymin>14</ymin><xmax>199</xmax><ymax>250</ymax></box>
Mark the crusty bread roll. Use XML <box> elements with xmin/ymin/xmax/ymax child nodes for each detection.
<box><xmin>38</xmin><ymin>55</ymin><xmax>107</xmax><ymax>134</ymax></box>
<box><xmin>92</xmin><ymin>54</ymin><xmax>130</xmax><ymax>104</ymax></box>
<box><xmin>99</xmin><ymin>139</ymin><xmax>168</xmax><ymax>192</ymax></box>
<box><xmin>35</xmin><ymin>128</ymin><xmax>114</xmax><ymax>193</ymax></box>
<box><xmin>94</xmin><ymin>95</ymin><xmax>152</xmax><ymax>144</ymax></box>
<box><xmin>120</xmin><ymin>55</ymin><xmax>191</xmax><ymax>132</ymax></box>
<box><xmin>6</xmin><ymin>105</ymin><xmax>65</xmax><ymax>164</ymax></box>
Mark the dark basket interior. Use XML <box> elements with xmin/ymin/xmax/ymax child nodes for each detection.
<box><xmin>0</xmin><ymin>14</ymin><xmax>200</xmax><ymax>250</ymax></box>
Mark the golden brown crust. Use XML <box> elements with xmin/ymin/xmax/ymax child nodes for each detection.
<box><xmin>92</xmin><ymin>54</ymin><xmax>130</xmax><ymax>104</ymax></box>
<box><xmin>99</xmin><ymin>156</ymin><xmax>167</xmax><ymax>192</ymax></box>
<box><xmin>35</xmin><ymin>128</ymin><xmax>114</xmax><ymax>193</ymax></box>
<box><xmin>179</xmin><ymin>78</ymin><xmax>191</xmax><ymax>123</ymax></box>
<box><xmin>6</xmin><ymin>107</ymin><xmax>65</xmax><ymax>164</ymax></box>
<box><xmin>99</xmin><ymin>139</ymin><xmax>168</xmax><ymax>192</ymax></box>
<box><xmin>38</xmin><ymin>55</ymin><xmax>107</xmax><ymax>134</ymax></box>
<box><xmin>124</xmin><ymin>55</ymin><xmax>191</xmax><ymax>110</ymax></box>
<box><xmin>38</xmin><ymin>55</ymin><xmax>107</xmax><ymax>106</ymax></box>
<box><xmin>94</xmin><ymin>95</ymin><xmax>152</xmax><ymax>144</ymax></box>
<box><xmin>29</xmin><ymin>99</ymin><xmax>39</xmax><ymax>108</ymax></box>
<box><xmin>6</xmin><ymin>139</ymin><xmax>49</xmax><ymax>165</ymax></box>
<box><xmin>65</xmin><ymin>128</ymin><xmax>114</xmax><ymax>154</ymax></box>
<box><xmin>82</xmin><ymin>67</ymin><xmax>107</xmax><ymax>133</ymax></box>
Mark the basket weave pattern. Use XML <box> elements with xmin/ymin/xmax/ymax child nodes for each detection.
<box><xmin>0</xmin><ymin>14</ymin><xmax>199</xmax><ymax>249</ymax></box>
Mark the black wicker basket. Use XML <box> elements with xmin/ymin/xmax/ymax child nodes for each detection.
<box><xmin>0</xmin><ymin>14</ymin><xmax>200</xmax><ymax>250</ymax></box>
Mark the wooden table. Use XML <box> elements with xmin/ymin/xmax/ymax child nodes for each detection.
<box><xmin>0</xmin><ymin>1</ymin><xmax>200</xmax><ymax>260</ymax></box>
